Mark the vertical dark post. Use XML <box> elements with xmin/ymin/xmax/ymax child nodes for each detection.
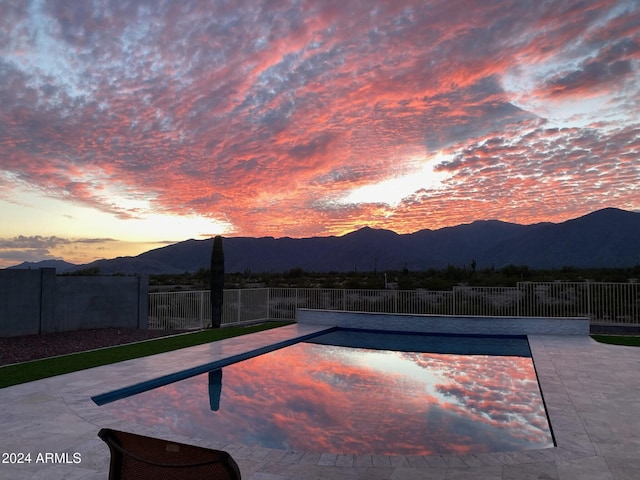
<box><xmin>210</xmin><ymin>235</ymin><xmax>224</xmax><ymax>328</ymax></box>
<box><xmin>208</xmin><ymin>369</ymin><xmax>223</xmax><ymax>411</ymax></box>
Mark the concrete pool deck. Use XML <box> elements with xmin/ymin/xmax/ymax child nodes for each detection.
<box><xmin>1</xmin><ymin>323</ymin><xmax>639</xmax><ymax>479</ymax></box>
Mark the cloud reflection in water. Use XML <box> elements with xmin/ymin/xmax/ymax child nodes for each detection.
<box><xmin>104</xmin><ymin>341</ymin><xmax>553</xmax><ymax>455</ymax></box>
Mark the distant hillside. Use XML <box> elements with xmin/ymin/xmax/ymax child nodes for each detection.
<box><xmin>8</xmin><ymin>208</ymin><xmax>640</xmax><ymax>274</ymax></box>
<box><xmin>482</xmin><ymin>208</ymin><xmax>640</xmax><ymax>268</ymax></box>
<box><xmin>7</xmin><ymin>259</ymin><xmax>78</xmax><ymax>272</ymax></box>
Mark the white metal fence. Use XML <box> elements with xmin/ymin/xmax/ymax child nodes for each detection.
<box><xmin>148</xmin><ymin>282</ymin><xmax>640</xmax><ymax>329</ymax></box>
<box><xmin>148</xmin><ymin>289</ymin><xmax>269</xmax><ymax>329</ymax></box>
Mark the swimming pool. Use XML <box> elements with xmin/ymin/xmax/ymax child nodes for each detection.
<box><xmin>99</xmin><ymin>330</ymin><xmax>554</xmax><ymax>456</ymax></box>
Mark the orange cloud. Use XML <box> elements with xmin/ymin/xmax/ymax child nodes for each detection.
<box><xmin>1</xmin><ymin>0</ymin><xmax>638</xmax><ymax>254</ymax></box>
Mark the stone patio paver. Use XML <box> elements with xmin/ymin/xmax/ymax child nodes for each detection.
<box><xmin>1</xmin><ymin>325</ymin><xmax>639</xmax><ymax>479</ymax></box>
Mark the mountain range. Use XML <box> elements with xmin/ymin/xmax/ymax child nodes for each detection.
<box><xmin>9</xmin><ymin>208</ymin><xmax>640</xmax><ymax>274</ymax></box>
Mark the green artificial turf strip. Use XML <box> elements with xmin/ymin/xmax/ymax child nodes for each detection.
<box><xmin>0</xmin><ymin>322</ymin><xmax>291</xmax><ymax>388</ymax></box>
<box><xmin>591</xmin><ymin>335</ymin><xmax>640</xmax><ymax>347</ymax></box>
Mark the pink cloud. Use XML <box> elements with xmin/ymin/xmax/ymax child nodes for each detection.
<box><xmin>0</xmin><ymin>0</ymin><xmax>638</xmax><ymax>245</ymax></box>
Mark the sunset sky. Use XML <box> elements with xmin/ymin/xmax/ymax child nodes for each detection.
<box><xmin>1</xmin><ymin>0</ymin><xmax>639</xmax><ymax>267</ymax></box>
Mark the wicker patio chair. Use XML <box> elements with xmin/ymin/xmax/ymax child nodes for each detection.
<box><xmin>98</xmin><ymin>428</ymin><xmax>241</xmax><ymax>480</ymax></box>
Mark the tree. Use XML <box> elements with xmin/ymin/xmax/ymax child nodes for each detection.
<box><xmin>210</xmin><ymin>235</ymin><xmax>224</xmax><ymax>328</ymax></box>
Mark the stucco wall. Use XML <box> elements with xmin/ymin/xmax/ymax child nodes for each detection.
<box><xmin>297</xmin><ymin>309</ymin><xmax>590</xmax><ymax>335</ymax></box>
<box><xmin>0</xmin><ymin>269</ymin><xmax>148</xmax><ymax>337</ymax></box>
<box><xmin>0</xmin><ymin>268</ymin><xmax>55</xmax><ymax>336</ymax></box>
<box><xmin>55</xmin><ymin>275</ymin><xmax>148</xmax><ymax>332</ymax></box>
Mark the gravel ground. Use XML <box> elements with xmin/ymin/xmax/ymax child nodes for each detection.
<box><xmin>0</xmin><ymin>328</ymin><xmax>188</xmax><ymax>366</ymax></box>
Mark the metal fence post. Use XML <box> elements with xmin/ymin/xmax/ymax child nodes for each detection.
<box><xmin>586</xmin><ymin>281</ymin><xmax>592</xmax><ymax>322</ymax></box>
<box><xmin>267</xmin><ymin>288</ymin><xmax>271</xmax><ymax>320</ymax></box>
<box><xmin>452</xmin><ymin>287</ymin><xmax>457</xmax><ymax>315</ymax></box>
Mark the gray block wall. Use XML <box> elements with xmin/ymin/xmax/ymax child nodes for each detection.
<box><xmin>0</xmin><ymin>268</ymin><xmax>55</xmax><ymax>336</ymax></box>
<box><xmin>54</xmin><ymin>275</ymin><xmax>148</xmax><ymax>332</ymax></box>
<box><xmin>0</xmin><ymin>269</ymin><xmax>148</xmax><ymax>337</ymax></box>
<box><xmin>297</xmin><ymin>309</ymin><xmax>590</xmax><ymax>335</ymax></box>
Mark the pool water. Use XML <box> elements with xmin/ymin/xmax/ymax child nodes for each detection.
<box><xmin>101</xmin><ymin>331</ymin><xmax>554</xmax><ymax>455</ymax></box>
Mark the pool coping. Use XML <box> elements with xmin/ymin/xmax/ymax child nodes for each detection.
<box><xmin>1</xmin><ymin>323</ymin><xmax>638</xmax><ymax>479</ymax></box>
<box><xmin>92</xmin><ymin>325</ymin><xmax>335</xmax><ymax>405</ymax></box>
<box><xmin>76</xmin><ymin>327</ymin><xmax>593</xmax><ymax>467</ymax></box>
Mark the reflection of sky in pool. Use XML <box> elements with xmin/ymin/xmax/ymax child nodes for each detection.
<box><xmin>102</xmin><ymin>333</ymin><xmax>553</xmax><ymax>455</ymax></box>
